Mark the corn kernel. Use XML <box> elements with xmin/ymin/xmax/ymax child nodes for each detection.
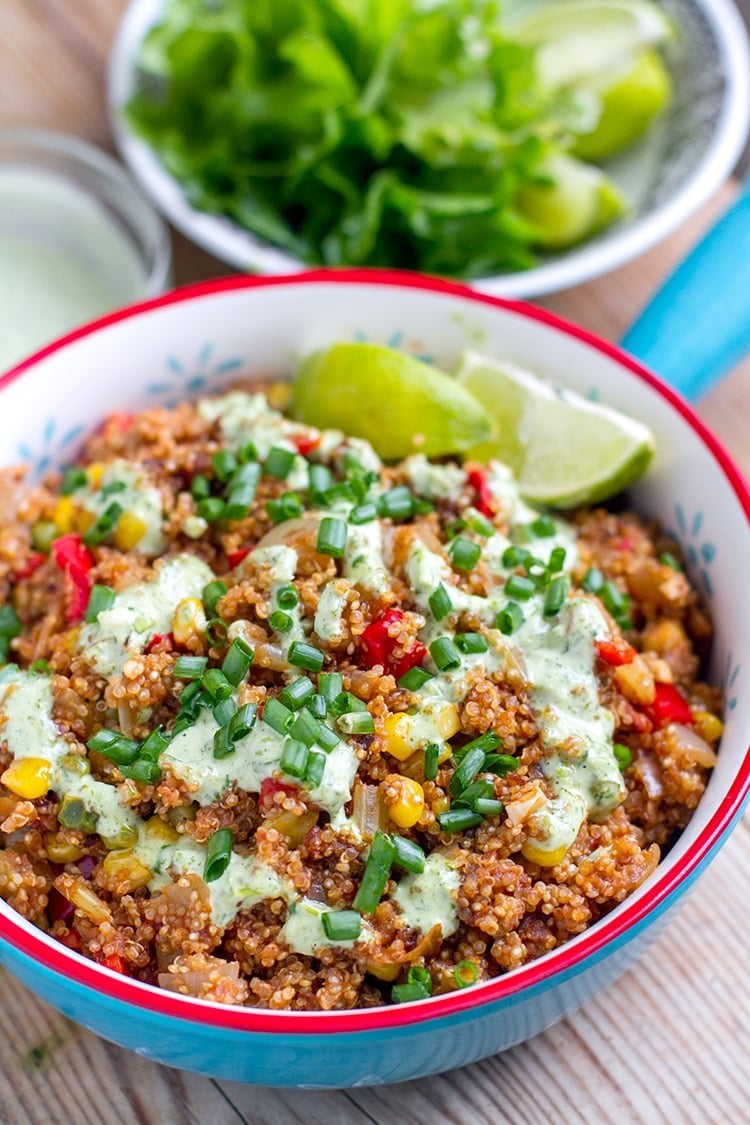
<box><xmin>53</xmin><ymin>497</ymin><xmax>75</xmax><ymax>534</ymax></box>
<box><xmin>102</xmin><ymin>849</ymin><xmax>152</xmax><ymax>894</ymax></box>
<box><xmin>366</xmin><ymin>960</ymin><xmax>400</xmax><ymax>982</ymax></box>
<box><xmin>428</xmin><ymin>701</ymin><xmax>460</xmax><ymax>740</ymax></box>
<box><xmin>74</xmin><ymin>508</ymin><xmax>95</xmax><ymax>534</ymax></box>
<box><xmin>2</xmin><ymin>757</ymin><xmax>51</xmax><ymax>799</ymax></box>
<box><xmin>384</xmin><ymin>713</ymin><xmax>412</xmax><ymax>761</ymax></box>
<box><xmin>142</xmin><ymin>816</ymin><xmax>180</xmax><ymax>846</ymax></box>
<box><xmin>265</xmin><ymin>808</ymin><xmax>318</xmax><ymax>846</ymax></box>
<box><xmin>387</xmin><ymin>776</ymin><xmax>425</xmax><ymax>828</ymax></box>
<box><xmin>44</xmin><ymin>832</ymin><xmax>84</xmax><ymax>864</ymax></box>
<box><xmin>694</xmin><ymin>710</ymin><xmax>724</xmax><ymax>744</ymax></box>
<box><xmin>114</xmin><ymin>511</ymin><xmax>147</xmax><ymax>551</ymax></box>
<box><xmin>521</xmin><ymin>840</ymin><xmax>569</xmax><ymax>867</ymax></box>
<box><xmin>87</xmin><ymin>463</ymin><xmax>105</xmax><ymax>487</ymax></box>
<box><xmin>172</xmin><ymin>597</ymin><xmax>207</xmax><ymax>644</ymax></box>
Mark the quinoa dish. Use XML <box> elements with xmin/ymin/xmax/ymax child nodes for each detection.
<box><xmin>0</xmin><ymin>365</ymin><xmax>723</xmax><ymax>1011</ymax></box>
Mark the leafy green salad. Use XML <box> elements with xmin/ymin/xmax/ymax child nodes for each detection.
<box><xmin>126</xmin><ymin>0</ymin><xmax>674</xmax><ymax>276</ymax></box>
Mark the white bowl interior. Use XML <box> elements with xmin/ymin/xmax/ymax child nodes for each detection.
<box><xmin>1</xmin><ymin>279</ymin><xmax>747</xmax><ymax>989</ymax></box>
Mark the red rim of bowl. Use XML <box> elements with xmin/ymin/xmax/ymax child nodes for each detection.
<box><xmin>0</xmin><ymin>268</ymin><xmax>748</xmax><ymax>1035</ymax></box>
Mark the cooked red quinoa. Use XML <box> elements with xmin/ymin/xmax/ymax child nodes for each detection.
<box><xmin>0</xmin><ymin>387</ymin><xmax>722</xmax><ymax>1009</ymax></box>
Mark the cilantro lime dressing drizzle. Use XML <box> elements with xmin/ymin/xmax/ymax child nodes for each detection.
<box><xmin>392</xmin><ymin>853</ymin><xmax>460</xmax><ymax>937</ymax></box>
<box><xmin>76</xmin><ymin>460</ymin><xmax>166</xmax><ymax>557</ymax></box>
<box><xmin>281</xmin><ymin>897</ymin><xmax>373</xmax><ymax>955</ymax></box>
<box><xmin>314</xmin><ymin>578</ymin><xmax>349</xmax><ymax>642</ymax></box>
<box><xmin>78</xmin><ymin>555</ymin><xmax>214</xmax><ymax>677</ymax></box>
<box><xmin>344</xmin><ymin>519</ymin><xmax>390</xmax><ymax>595</ymax></box>
<box><xmin>243</xmin><ymin>545</ymin><xmax>305</xmax><ymax>652</ymax></box>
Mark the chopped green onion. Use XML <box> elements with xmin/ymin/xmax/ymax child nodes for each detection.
<box><xmin>304</xmin><ymin>749</ymin><xmax>327</xmax><ymax>787</ymax></box>
<box><xmin>263</xmin><ymin>697</ymin><xmax>294</xmax><ymax>734</ymax></box>
<box><xmin>502</xmin><ymin>545</ymin><xmax>531</xmax><ymax>569</ymax></box>
<box><xmin>307</xmin><ymin>694</ymin><xmax>327</xmax><ymax>721</ymax></box>
<box><xmin>429</xmin><ymin>636</ymin><xmax>461</xmax><ymax>672</ymax></box>
<box><xmin>191</xmin><ymin>473</ymin><xmax>211</xmax><ymax>500</ymax></box>
<box><xmin>224</xmin><ymin>486</ymin><xmax>255</xmax><ymax>521</ymax></box>
<box><xmin>211</xmin><ymin>449</ymin><xmax>237</xmax><ymax>481</ymax></box>
<box><xmin>87</xmin><ymin>729</ymin><xmax>140</xmax><ymax>765</ymax></box>
<box><xmin>549</xmin><ymin>546</ymin><xmax>567</xmax><ymax>573</ymax></box>
<box><xmin>317</xmin><ymin>516</ymin><xmax>347</xmax><ymax>558</ymax></box>
<box><xmin>277</xmin><ymin>584</ymin><xmax>299</xmax><ymax>610</ymax></box>
<box><xmin>455</xmin><ymin>632</ymin><xmax>488</xmax><ymax>654</ymax></box>
<box><xmin>206</xmin><ymin>618</ymin><xmax>228</xmax><ymax>647</ymax></box>
<box><xmin>265</xmin><ymin>446</ymin><xmax>296</xmax><ymax>479</ymax></box>
<box><xmin>330</xmin><ymin>691</ymin><xmax>367</xmax><ymax>715</ymax></box>
<box><xmin>484</xmin><ymin>753</ymin><xmax>519</xmax><ymax>776</ymax></box>
<box><xmin>438</xmin><ymin>808</ymin><xmax>483</xmax><ymax>833</ymax></box>
<box><xmin>280</xmin><ymin>676</ymin><xmax>314</xmax><ymax>711</ymax></box>
<box><xmin>496</xmin><ymin>602</ymin><xmax>523</xmax><ymax>635</ymax></box>
<box><xmin>318</xmin><ymin>672</ymin><xmax>343</xmax><ymax>706</ymax></box>
<box><xmin>60</xmin><ymin>467</ymin><xmax>88</xmax><ymax>495</ymax></box>
<box><xmin>173</xmin><ymin>655</ymin><xmax>208</xmax><ymax>680</ymax></box>
<box><xmin>202</xmin><ymin>668</ymin><xmax>233</xmax><ymax>702</ymax></box>
<box><xmin>467</xmin><ymin>511</ymin><xmax>494</xmax><ymax>537</ymax></box>
<box><xmin>544</xmin><ymin>576</ymin><xmax>570</xmax><ymax>617</ymax></box>
<box><xmin>101</xmin><ymin>482</ymin><xmax>128</xmax><ymax>502</ymax></box>
<box><xmin>454</xmin><ymin>960</ymin><xmax>479</xmax><ymax>988</ymax></box>
<box><xmin>458</xmin><ymin>732</ymin><xmax>503</xmax><ymax>757</ymax></box>
<box><xmin>317</xmin><ymin>723</ymin><xmax>341</xmax><ymax>751</ymax></box>
<box><xmin>429</xmin><ymin>584</ymin><xmax>452</xmax><ymax>621</ymax></box>
<box><xmin>238</xmin><ymin>440</ymin><xmax>258</xmax><ymax>463</ymax></box>
<box><xmin>308</xmin><ymin>464</ymin><xmax>333</xmax><ymax>496</ymax></box>
<box><xmin>204</xmin><ymin>828</ymin><xmax>233</xmax><ymax>883</ymax></box>
<box><xmin>582</xmin><ymin>567</ymin><xmax>604</xmax><ymax>593</ymax></box>
<box><xmin>350</xmin><ymin>501</ymin><xmax>379</xmax><ymax>525</ymax></box>
<box><xmin>397</xmin><ymin>666</ymin><xmax>433</xmax><ymax>691</ymax></box>
<box><xmin>659</xmin><ymin>552</ymin><xmax>682</xmax><ymax>571</ymax></box>
<box><xmin>454</xmin><ymin>779</ymin><xmax>494</xmax><ymax>807</ymax></box>
<box><xmin>120</xmin><ymin>759</ymin><xmax>162</xmax><ymax>785</ymax></box>
<box><xmin>614</xmin><ymin>742</ymin><xmax>632</xmax><ymax>771</ymax></box>
<box><xmin>212</xmin><ymin>698</ymin><xmax>236</xmax><ymax>727</ymax></box>
<box><xmin>526</xmin><ymin>557</ymin><xmax>549</xmax><ymax>584</ymax></box>
<box><xmin>281</xmin><ymin>738</ymin><xmax>309</xmax><ymax>779</ymax></box>
<box><xmin>83</xmin><ymin>501</ymin><xmax>123</xmax><ymax>546</ymax></box>
<box><xmin>413</xmin><ymin>498</ymin><xmax>434</xmax><ymax>516</ymax></box>
<box><xmin>139</xmin><ymin>727</ymin><xmax>169</xmax><ymax>763</ymax></box>
<box><xmin>269</xmin><ymin>610</ymin><xmax>293</xmax><ymax>632</ymax></box>
<box><xmin>29</xmin><ymin>659</ymin><xmax>50</xmax><ymax>675</ymax></box>
<box><xmin>338</xmin><ymin>711</ymin><xmax>375</xmax><ymax>735</ymax></box>
<box><xmin>600</xmin><ymin>580</ymin><xmax>632</xmax><ymax>626</ymax></box>
<box><xmin>213</xmin><ymin>724</ymin><xmax>233</xmax><ymax>760</ymax></box>
<box><xmin>352</xmin><ymin>831</ymin><xmax>395</xmax><ymax>913</ymax></box>
<box><xmin>288</xmin><ymin>641</ymin><xmax>324</xmax><ymax>672</ymax></box>
<box><xmin>290</xmin><ymin>708</ymin><xmax>322</xmax><ymax>747</ymax></box>
<box><xmin>196</xmin><ymin>497</ymin><xmax>225</xmax><ymax>523</ymax></box>
<box><xmin>0</xmin><ymin>605</ymin><xmax>20</xmax><ymax>638</ymax></box>
<box><xmin>266</xmin><ymin>493</ymin><xmax>303</xmax><ymax>523</ymax></box>
<box><xmin>221</xmin><ymin>636</ymin><xmax>254</xmax><ymax>685</ymax></box>
<box><xmin>450</xmin><ymin>746</ymin><xmax>486</xmax><ymax>797</ymax></box>
<box><xmin>229</xmin><ymin>703</ymin><xmax>257</xmax><ymax>741</ymax></box>
<box><xmin>202</xmin><ymin>580</ymin><xmax>228</xmax><ymax>616</ymax></box>
<box><xmin>392</xmin><ymin>966</ymin><xmax>432</xmax><ymax>1003</ymax></box>
<box><xmin>505</xmin><ymin>574</ymin><xmax>536</xmax><ymax>601</ymax></box>
<box><xmin>449</xmin><ymin>537</ymin><xmax>481</xmax><ymax>571</ymax></box>
<box><xmin>178</xmin><ymin>680</ymin><xmax>202</xmax><ymax>707</ymax></box>
<box><xmin>378</xmin><ymin>486</ymin><xmax>414</xmax><ymax>521</ymax></box>
<box><xmin>472</xmin><ymin>797</ymin><xmax>504</xmax><ymax>816</ymax></box>
<box><xmin>530</xmin><ymin>516</ymin><xmax>556</xmax><ymax>538</ymax></box>
<box><xmin>321</xmin><ymin>910</ymin><xmax>361</xmax><ymax>942</ymax></box>
<box><xmin>231</xmin><ymin>461</ymin><xmax>262</xmax><ymax>490</ymax></box>
<box><xmin>424</xmin><ymin>743</ymin><xmax>440</xmax><ymax>781</ymax></box>
<box><xmin>392</xmin><ymin>836</ymin><xmax>425</xmax><ymax>874</ymax></box>
<box><xmin>445</xmin><ymin>518</ymin><xmax>466</xmax><ymax>539</ymax></box>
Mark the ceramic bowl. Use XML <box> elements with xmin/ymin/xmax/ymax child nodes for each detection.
<box><xmin>108</xmin><ymin>0</ymin><xmax>750</xmax><ymax>298</ymax></box>
<box><xmin>0</xmin><ymin>272</ymin><xmax>747</xmax><ymax>1086</ymax></box>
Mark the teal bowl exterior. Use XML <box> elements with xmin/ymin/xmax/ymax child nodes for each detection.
<box><xmin>0</xmin><ymin>272</ymin><xmax>747</xmax><ymax>1086</ymax></box>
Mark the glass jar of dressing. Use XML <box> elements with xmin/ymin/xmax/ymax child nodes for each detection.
<box><xmin>0</xmin><ymin>128</ymin><xmax>171</xmax><ymax>373</ymax></box>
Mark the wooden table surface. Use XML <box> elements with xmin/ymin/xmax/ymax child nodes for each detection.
<box><xmin>2</xmin><ymin>4</ymin><xmax>749</xmax><ymax>1123</ymax></box>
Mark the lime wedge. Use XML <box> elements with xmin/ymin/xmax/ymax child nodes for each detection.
<box><xmin>293</xmin><ymin>343</ymin><xmax>491</xmax><ymax>460</ymax></box>
<box><xmin>511</xmin><ymin>0</ymin><xmax>673</xmax><ymax>90</ymax></box>
<box><xmin>515</xmin><ymin>152</ymin><xmax>626</xmax><ymax>250</ymax></box>
<box><xmin>455</xmin><ymin>351</ymin><xmax>655</xmax><ymax>507</ymax></box>
<box><xmin>571</xmin><ymin>49</ymin><xmax>672</xmax><ymax>161</ymax></box>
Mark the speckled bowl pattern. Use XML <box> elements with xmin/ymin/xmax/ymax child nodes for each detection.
<box><xmin>0</xmin><ymin>272</ymin><xmax>747</xmax><ymax>1086</ymax></box>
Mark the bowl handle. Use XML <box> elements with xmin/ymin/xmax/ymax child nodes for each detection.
<box><xmin>620</xmin><ymin>183</ymin><xmax>750</xmax><ymax>401</ymax></box>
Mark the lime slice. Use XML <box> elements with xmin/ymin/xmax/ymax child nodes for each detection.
<box><xmin>511</xmin><ymin>0</ymin><xmax>673</xmax><ymax>90</ymax></box>
<box><xmin>571</xmin><ymin>50</ymin><xmax>672</xmax><ymax>161</ymax></box>
<box><xmin>455</xmin><ymin>351</ymin><xmax>655</xmax><ymax>507</ymax></box>
<box><xmin>293</xmin><ymin>343</ymin><xmax>491</xmax><ymax>460</ymax></box>
<box><xmin>515</xmin><ymin>152</ymin><xmax>626</xmax><ymax>250</ymax></box>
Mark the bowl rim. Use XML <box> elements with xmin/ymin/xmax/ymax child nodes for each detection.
<box><xmin>0</xmin><ymin>269</ymin><xmax>748</xmax><ymax>1034</ymax></box>
<box><xmin>107</xmin><ymin>0</ymin><xmax>750</xmax><ymax>298</ymax></box>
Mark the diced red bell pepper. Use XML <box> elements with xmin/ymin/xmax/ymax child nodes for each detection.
<box><xmin>145</xmin><ymin>632</ymin><xmax>174</xmax><ymax>655</ymax></box>
<box><xmin>467</xmin><ymin>468</ymin><xmax>494</xmax><ymax>518</ymax></box>
<box><xmin>51</xmin><ymin>534</ymin><xmax>94</xmax><ymax>622</ymax></box>
<box><xmin>595</xmin><ymin>638</ymin><xmax>636</xmax><ymax>666</ymax></box>
<box><xmin>227</xmin><ymin>545</ymin><xmax>252</xmax><ymax>569</ymax></box>
<box><xmin>293</xmin><ymin>433</ymin><xmax>321</xmax><ymax>456</ymax></box>
<box><xmin>13</xmin><ymin>552</ymin><xmax>46</xmax><ymax>582</ymax></box>
<box><xmin>361</xmin><ymin>609</ymin><xmax>427</xmax><ymax>679</ymax></box>
<box><xmin>644</xmin><ymin>682</ymin><xmax>694</xmax><ymax>728</ymax></box>
<box><xmin>98</xmin><ymin>953</ymin><xmax>128</xmax><ymax>975</ymax></box>
<box><xmin>61</xmin><ymin>928</ymin><xmax>82</xmax><ymax>952</ymax></box>
<box><xmin>259</xmin><ymin>777</ymin><xmax>299</xmax><ymax>806</ymax></box>
<box><xmin>391</xmin><ymin>642</ymin><xmax>428</xmax><ymax>681</ymax></box>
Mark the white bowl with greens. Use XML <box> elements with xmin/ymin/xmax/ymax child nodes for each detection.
<box><xmin>109</xmin><ymin>0</ymin><xmax>750</xmax><ymax>297</ymax></box>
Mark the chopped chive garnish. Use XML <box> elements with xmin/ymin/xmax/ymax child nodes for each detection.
<box><xmin>450</xmin><ymin>746</ymin><xmax>486</xmax><ymax>796</ymax></box>
<box><xmin>429</xmin><ymin>584</ymin><xmax>452</xmax><ymax>621</ymax></box>
<box><xmin>321</xmin><ymin>910</ymin><xmax>361</xmax><ymax>942</ymax></box>
<box><xmin>438</xmin><ymin>808</ymin><xmax>483</xmax><ymax>833</ymax></box>
<box><xmin>317</xmin><ymin>516</ymin><xmax>347</xmax><ymax>558</ymax></box>
<box><xmin>179</xmin><ymin>680</ymin><xmax>202</xmax><ymax>706</ymax></box>
<box><xmin>206</xmin><ymin>618</ymin><xmax>228</xmax><ymax>647</ymax></box>
<box><xmin>191</xmin><ymin>473</ymin><xmax>211</xmax><ymax>500</ymax></box>
<box><xmin>213</xmin><ymin>724</ymin><xmax>233</xmax><ymax>760</ymax></box>
<box><xmin>502</xmin><ymin>545</ymin><xmax>531</xmax><ymax>569</ymax></box>
<box><xmin>265</xmin><ymin>446</ymin><xmax>296</xmax><ymax>479</ymax></box>
<box><xmin>350</xmin><ymin>501</ymin><xmax>379</xmax><ymax>524</ymax></box>
<box><xmin>221</xmin><ymin>636</ymin><xmax>254</xmax><ymax>685</ymax></box>
<box><xmin>454</xmin><ymin>960</ymin><xmax>479</xmax><ymax>988</ymax></box>
<box><xmin>549</xmin><ymin>546</ymin><xmax>567</xmax><ymax>573</ymax></box>
<box><xmin>318</xmin><ymin>672</ymin><xmax>343</xmax><ymax>706</ymax></box>
<box><xmin>445</xmin><ymin>518</ymin><xmax>466</xmax><ymax>539</ymax></box>
<box><xmin>98</xmin><ymin>479</ymin><xmax>128</xmax><ymax>499</ymax></box>
<box><xmin>392</xmin><ymin>836</ymin><xmax>425</xmax><ymax>874</ymax></box>
<box><xmin>496</xmin><ymin>601</ymin><xmax>523</xmax><ymax>635</ymax></box>
<box><xmin>378</xmin><ymin>486</ymin><xmax>414</xmax><ymax>522</ymax></box>
<box><xmin>600</xmin><ymin>580</ymin><xmax>631</xmax><ymax>625</ymax></box>
<box><xmin>238</xmin><ymin>440</ymin><xmax>258</xmax><ymax>463</ymax></box>
<box><xmin>307</xmin><ymin>693</ymin><xmax>327</xmax><ymax>720</ymax></box>
<box><xmin>352</xmin><ymin>831</ymin><xmax>395</xmax><ymax>913</ymax></box>
<box><xmin>281</xmin><ymin>738</ymin><xmax>309</xmax><ymax>779</ymax></box>
<box><xmin>202</xmin><ymin>580</ymin><xmax>228</xmax><ymax>615</ymax></box>
<box><xmin>526</xmin><ymin>557</ymin><xmax>548</xmax><ymax>583</ymax></box>
<box><xmin>279</xmin><ymin>676</ymin><xmax>314</xmax><ymax>711</ymax></box>
<box><xmin>582</xmin><ymin>567</ymin><xmax>604</xmax><ymax>593</ymax></box>
<box><xmin>413</xmin><ymin>498</ymin><xmax>434</xmax><ymax>516</ymax></box>
<box><xmin>204</xmin><ymin>828</ymin><xmax>233</xmax><ymax>883</ymax></box>
<box><xmin>455</xmin><ymin>632</ymin><xmax>488</xmax><ymax>654</ymax></box>
<box><xmin>330</xmin><ymin>691</ymin><xmax>367</xmax><ymax>715</ymax></box>
<box><xmin>397</xmin><ymin>666</ymin><xmax>433</xmax><ymax>691</ymax></box>
<box><xmin>84</xmin><ymin>584</ymin><xmax>115</xmax><ymax>624</ymax></box>
<box><xmin>614</xmin><ymin>742</ymin><xmax>632</xmax><ymax>771</ymax></box>
<box><xmin>61</xmin><ymin>467</ymin><xmax>88</xmax><ymax>495</ymax></box>
<box><xmin>393</xmin><ymin>966</ymin><xmax>432</xmax><ymax>1003</ymax></box>
<box><xmin>459</xmin><ymin>731</ymin><xmax>503</xmax><ymax>756</ymax></box>
<box><xmin>120</xmin><ymin>759</ymin><xmax>162</xmax><ymax>785</ymax></box>
<box><xmin>87</xmin><ymin>729</ymin><xmax>140</xmax><ymax>765</ymax></box>
<box><xmin>139</xmin><ymin>727</ymin><xmax>169</xmax><ymax>762</ymax></box>
<box><xmin>263</xmin><ymin>697</ymin><xmax>294</xmax><ymax>734</ymax></box>
<box><xmin>467</xmin><ymin>511</ymin><xmax>494</xmax><ymax>537</ymax></box>
<box><xmin>29</xmin><ymin>659</ymin><xmax>50</xmax><ymax>675</ymax></box>
<box><xmin>83</xmin><ymin>501</ymin><xmax>123</xmax><ymax>546</ymax></box>
<box><xmin>0</xmin><ymin>605</ymin><xmax>20</xmax><ymax>638</ymax></box>
<box><xmin>530</xmin><ymin>516</ymin><xmax>556</xmax><ymax>538</ymax></box>
<box><xmin>484</xmin><ymin>753</ymin><xmax>519</xmax><ymax>776</ymax></box>
<box><xmin>269</xmin><ymin>610</ymin><xmax>293</xmax><ymax>632</ymax></box>
<box><xmin>231</xmin><ymin>461</ymin><xmax>262</xmax><ymax>491</ymax></box>
<box><xmin>266</xmin><ymin>494</ymin><xmax>303</xmax><ymax>523</ymax></box>
<box><xmin>229</xmin><ymin>703</ymin><xmax>257</xmax><ymax>741</ymax></box>
<box><xmin>277</xmin><ymin>584</ymin><xmax>299</xmax><ymax>609</ymax></box>
<box><xmin>224</xmin><ymin>486</ymin><xmax>254</xmax><ymax>521</ymax></box>
<box><xmin>317</xmin><ymin>723</ymin><xmax>341</xmax><ymax>751</ymax></box>
<box><xmin>429</xmin><ymin>636</ymin><xmax>461</xmax><ymax>672</ymax></box>
<box><xmin>212</xmin><ymin>698</ymin><xmax>236</xmax><ymax>727</ymax></box>
<box><xmin>449</xmin><ymin>537</ymin><xmax>481</xmax><ymax>571</ymax></box>
<box><xmin>659</xmin><ymin>552</ymin><xmax>682</xmax><ymax>571</ymax></box>
<box><xmin>505</xmin><ymin>574</ymin><xmax>536</xmax><ymax>600</ymax></box>
<box><xmin>196</xmin><ymin>497</ymin><xmax>225</xmax><ymax>523</ymax></box>
<box><xmin>288</xmin><ymin>641</ymin><xmax>324</xmax><ymax>672</ymax></box>
<box><xmin>304</xmin><ymin>749</ymin><xmax>327</xmax><ymax>787</ymax></box>
<box><xmin>290</xmin><ymin>708</ymin><xmax>322</xmax><ymax>747</ymax></box>
<box><xmin>211</xmin><ymin>449</ymin><xmax>237</xmax><ymax>481</ymax></box>
<box><xmin>308</xmin><ymin>464</ymin><xmax>333</xmax><ymax>496</ymax></box>
<box><xmin>454</xmin><ymin>779</ymin><xmax>494</xmax><ymax>807</ymax></box>
<box><xmin>472</xmin><ymin>797</ymin><xmax>504</xmax><ymax>816</ymax></box>
<box><xmin>173</xmin><ymin>655</ymin><xmax>208</xmax><ymax>680</ymax></box>
<box><xmin>544</xmin><ymin>576</ymin><xmax>570</xmax><ymax>617</ymax></box>
<box><xmin>202</xmin><ymin>667</ymin><xmax>233</xmax><ymax>702</ymax></box>
<box><xmin>338</xmin><ymin>711</ymin><xmax>375</xmax><ymax>735</ymax></box>
<box><xmin>424</xmin><ymin>743</ymin><xmax>440</xmax><ymax>781</ymax></box>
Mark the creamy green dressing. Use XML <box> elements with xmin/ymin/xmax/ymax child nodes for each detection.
<box><xmin>242</xmin><ymin>545</ymin><xmax>305</xmax><ymax>652</ymax></box>
<box><xmin>403</xmin><ymin>454</ymin><xmax>467</xmax><ymax>500</ymax></box>
<box><xmin>344</xmin><ymin>519</ymin><xmax>390</xmax><ymax>595</ymax></box>
<box><xmin>76</xmin><ymin>460</ymin><xmax>165</xmax><ymax>556</ymax></box>
<box><xmin>314</xmin><ymin>579</ymin><xmax>349</xmax><ymax>642</ymax></box>
<box><xmin>280</xmin><ymin>897</ymin><xmax>373</xmax><ymax>955</ymax></box>
<box><xmin>392</xmin><ymin>853</ymin><xmax>460</xmax><ymax>937</ymax></box>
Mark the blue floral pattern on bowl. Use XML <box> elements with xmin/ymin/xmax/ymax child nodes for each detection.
<box><xmin>672</xmin><ymin>502</ymin><xmax>716</xmax><ymax>596</ymax></box>
<box><xmin>147</xmin><ymin>342</ymin><xmax>245</xmax><ymax>405</ymax></box>
<box><xmin>17</xmin><ymin>418</ymin><xmax>85</xmax><ymax>478</ymax></box>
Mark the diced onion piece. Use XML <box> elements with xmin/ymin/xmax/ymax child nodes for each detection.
<box><xmin>505</xmin><ymin>780</ymin><xmax>547</xmax><ymax>826</ymax></box>
<box><xmin>352</xmin><ymin>781</ymin><xmax>386</xmax><ymax>838</ymax></box>
<box><xmin>54</xmin><ymin>873</ymin><xmax>112</xmax><ymax>924</ymax></box>
<box><xmin>668</xmin><ymin>723</ymin><xmax>718</xmax><ymax>769</ymax></box>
